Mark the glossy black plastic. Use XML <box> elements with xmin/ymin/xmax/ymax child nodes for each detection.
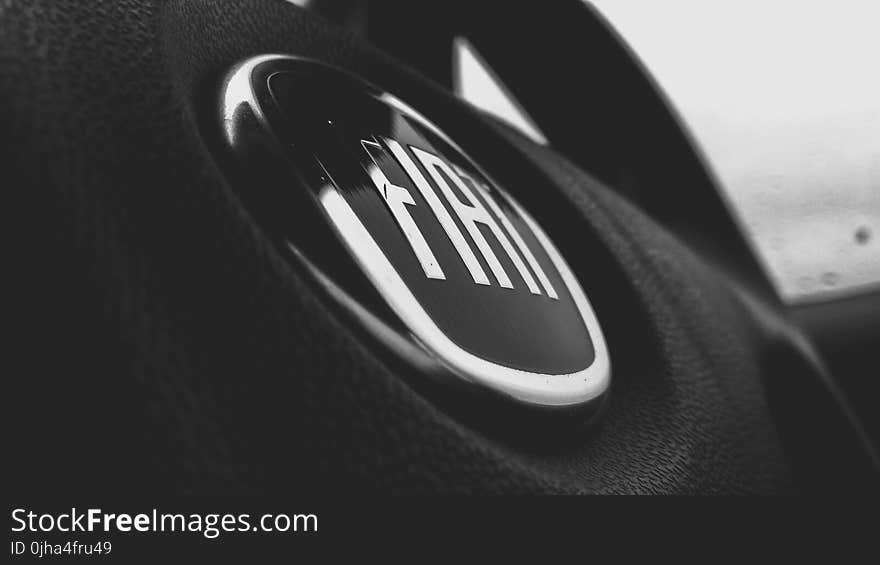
<box><xmin>217</xmin><ymin>56</ymin><xmax>609</xmax><ymax>416</ymax></box>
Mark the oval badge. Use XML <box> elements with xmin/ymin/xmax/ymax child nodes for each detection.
<box><xmin>219</xmin><ymin>55</ymin><xmax>609</xmax><ymax>411</ymax></box>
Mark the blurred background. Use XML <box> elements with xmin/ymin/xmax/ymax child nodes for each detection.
<box><xmin>456</xmin><ymin>0</ymin><xmax>880</xmax><ymax>304</ymax></box>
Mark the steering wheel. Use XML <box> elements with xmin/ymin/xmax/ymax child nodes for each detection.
<box><xmin>7</xmin><ymin>0</ymin><xmax>878</xmax><ymax>494</ymax></box>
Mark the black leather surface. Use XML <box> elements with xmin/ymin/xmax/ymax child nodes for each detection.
<box><xmin>3</xmin><ymin>0</ymin><xmax>816</xmax><ymax>494</ymax></box>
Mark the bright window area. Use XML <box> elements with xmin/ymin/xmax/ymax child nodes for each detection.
<box><xmin>457</xmin><ymin>0</ymin><xmax>880</xmax><ymax>304</ymax></box>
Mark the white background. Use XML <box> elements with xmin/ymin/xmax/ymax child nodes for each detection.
<box><xmin>460</xmin><ymin>0</ymin><xmax>880</xmax><ymax>303</ymax></box>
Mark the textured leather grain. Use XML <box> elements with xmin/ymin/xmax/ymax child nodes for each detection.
<box><xmin>5</xmin><ymin>0</ymin><xmax>802</xmax><ymax>494</ymax></box>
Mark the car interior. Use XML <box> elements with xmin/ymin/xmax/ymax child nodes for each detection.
<box><xmin>6</xmin><ymin>0</ymin><xmax>879</xmax><ymax>496</ymax></box>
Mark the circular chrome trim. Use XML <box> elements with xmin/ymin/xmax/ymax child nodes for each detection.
<box><xmin>220</xmin><ymin>54</ymin><xmax>611</xmax><ymax>408</ymax></box>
